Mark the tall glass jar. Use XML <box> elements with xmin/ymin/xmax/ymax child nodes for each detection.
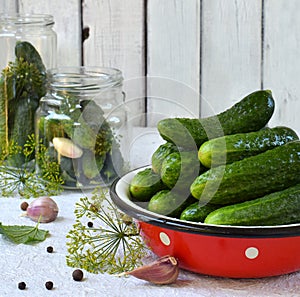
<box><xmin>35</xmin><ymin>67</ymin><xmax>127</xmax><ymax>189</ymax></box>
<box><xmin>0</xmin><ymin>14</ymin><xmax>57</xmax><ymax>69</ymax></box>
<box><xmin>0</xmin><ymin>14</ymin><xmax>57</xmax><ymax>167</ymax></box>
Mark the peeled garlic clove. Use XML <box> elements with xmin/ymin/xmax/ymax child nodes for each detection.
<box><xmin>125</xmin><ymin>255</ymin><xmax>179</xmax><ymax>285</ymax></box>
<box><xmin>26</xmin><ymin>196</ymin><xmax>59</xmax><ymax>223</ymax></box>
<box><xmin>52</xmin><ymin>137</ymin><xmax>83</xmax><ymax>158</ymax></box>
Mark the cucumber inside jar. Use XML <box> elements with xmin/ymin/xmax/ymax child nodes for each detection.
<box><xmin>36</xmin><ymin>97</ymin><xmax>124</xmax><ymax>188</ymax></box>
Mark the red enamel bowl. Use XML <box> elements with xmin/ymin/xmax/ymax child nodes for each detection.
<box><xmin>110</xmin><ymin>167</ymin><xmax>300</xmax><ymax>279</ymax></box>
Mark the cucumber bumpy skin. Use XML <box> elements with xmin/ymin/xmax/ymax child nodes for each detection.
<box><xmin>157</xmin><ymin>90</ymin><xmax>275</xmax><ymax>149</ymax></box>
<box><xmin>190</xmin><ymin>140</ymin><xmax>300</xmax><ymax>205</ymax></box>
<box><xmin>151</xmin><ymin>142</ymin><xmax>178</xmax><ymax>174</ymax></box>
<box><xmin>129</xmin><ymin>168</ymin><xmax>166</xmax><ymax>202</ymax></box>
<box><xmin>204</xmin><ymin>184</ymin><xmax>300</xmax><ymax>226</ymax></box>
<box><xmin>180</xmin><ymin>201</ymin><xmax>219</xmax><ymax>222</ymax></box>
<box><xmin>148</xmin><ymin>190</ymin><xmax>196</xmax><ymax>218</ymax></box>
<box><xmin>160</xmin><ymin>151</ymin><xmax>202</xmax><ymax>193</ymax></box>
<box><xmin>198</xmin><ymin>126</ymin><xmax>299</xmax><ymax>168</ymax></box>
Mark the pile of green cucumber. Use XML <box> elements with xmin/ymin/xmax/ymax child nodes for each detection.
<box><xmin>129</xmin><ymin>90</ymin><xmax>300</xmax><ymax>226</ymax></box>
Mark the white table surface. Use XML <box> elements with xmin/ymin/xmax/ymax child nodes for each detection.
<box><xmin>1</xmin><ymin>128</ymin><xmax>300</xmax><ymax>297</ymax></box>
<box><xmin>0</xmin><ymin>190</ymin><xmax>300</xmax><ymax>297</ymax></box>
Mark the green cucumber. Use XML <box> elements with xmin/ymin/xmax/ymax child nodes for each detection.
<box><xmin>204</xmin><ymin>184</ymin><xmax>300</xmax><ymax>226</ymax></box>
<box><xmin>199</xmin><ymin>126</ymin><xmax>299</xmax><ymax>168</ymax></box>
<box><xmin>180</xmin><ymin>201</ymin><xmax>219</xmax><ymax>222</ymax></box>
<box><xmin>129</xmin><ymin>168</ymin><xmax>167</xmax><ymax>202</ymax></box>
<box><xmin>147</xmin><ymin>190</ymin><xmax>196</xmax><ymax>218</ymax></box>
<box><xmin>15</xmin><ymin>41</ymin><xmax>46</xmax><ymax>74</ymax></box>
<box><xmin>160</xmin><ymin>151</ymin><xmax>204</xmax><ymax>193</ymax></box>
<box><xmin>7</xmin><ymin>97</ymin><xmax>39</xmax><ymax>166</ymax></box>
<box><xmin>15</xmin><ymin>41</ymin><xmax>47</xmax><ymax>99</ymax></box>
<box><xmin>151</xmin><ymin>142</ymin><xmax>178</xmax><ymax>174</ymax></box>
<box><xmin>157</xmin><ymin>90</ymin><xmax>274</xmax><ymax>149</ymax></box>
<box><xmin>190</xmin><ymin>140</ymin><xmax>300</xmax><ymax>205</ymax></box>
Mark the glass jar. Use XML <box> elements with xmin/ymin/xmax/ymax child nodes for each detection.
<box><xmin>35</xmin><ymin>67</ymin><xmax>127</xmax><ymax>189</ymax></box>
<box><xmin>0</xmin><ymin>14</ymin><xmax>57</xmax><ymax>167</ymax></box>
<box><xmin>0</xmin><ymin>13</ymin><xmax>57</xmax><ymax>69</ymax></box>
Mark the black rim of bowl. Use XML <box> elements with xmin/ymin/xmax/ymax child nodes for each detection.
<box><xmin>110</xmin><ymin>168</ymin><xmax>300</xmax><ymax>239</ymax></box>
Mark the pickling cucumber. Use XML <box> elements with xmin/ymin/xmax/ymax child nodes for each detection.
<box><xmin>199</xmin><ymin>126</ymin><xmax>299</xmax><ymax>168</ymax></box>
<box><xmin>157</xmin><ymin>90</ymin><xmax>274</xmax><ymax>149</ymax></box>
<box><xmin>151</xmin><ymin>142</ymin><xmax>178</xmax><ymax>174</ymax></box>
<box><xmin>15</xmin><ymin>41</ymin><xmax>47</xmax><ymax>99</ymax></box>
<box><xmin>190</xmin><ymin>140</ymin><xmax>300</xmax><ymax>205</ymax></box>
<box><xmin>147</xmin><ymin>190</ymin><xmax>196</xmax><ymax>218</ymax></box>
<box><xmin>15</xmin><ymin>41</ymin><xmax>46</xmax><ymax>74</ymax></box>
<box><xmin>160</xmin><ymin>151</ymin><xmax>204</xmax><ymax>193</ymax></box>
<box><xmin>129</xmin><ymin>168</ymin><xmax>166</xmax><ymax>202</ymax></box>
<box><xmin>180</xmin><ymin>201</ymin><xmax>219</xmax><ymax>222</ymax></box>
<box><xmin>204</xmin><ymin>184</ymin><xmax>300</xmax><ymax>226</ymax></box>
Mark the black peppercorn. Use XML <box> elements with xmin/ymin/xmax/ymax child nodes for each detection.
<box><xmin>20</xmin><ymin>201</ymin><xmax>29</xmax><ymax>211</ymax></box>
<box><xmin>46</xmin><ymin>246</ymin><xmax>54</xmax><ymax>253</ymax></box>
<box><xmin>45</xmin><ymin>281</ymin><xmax>53</xmax><ymax>290</ymax></box>
<box><xmin>87</xmin><ymin>221</ymin><xmax>93</xmax><ymax>228</ymax></box>
<box><xmin>18</xmin><ymin>281</ymin><xmax>26</xmax><ymax>290</ymax></box>
<box><xmin>72</xmin><ymin>269</ymin><xmax>84</xmax><ymax>281</ymax></box>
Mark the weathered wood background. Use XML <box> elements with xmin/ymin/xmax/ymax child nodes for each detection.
<box><xmin>1</xmin><ymin>0</ymin><xmax>300</xmax><ymax>133</ymax></box>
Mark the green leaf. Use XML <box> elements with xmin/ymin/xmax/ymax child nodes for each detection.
<box><xmin>0</xmin><ymin>222</ymin><xmax>49</xmax><ymax>244</ymax></box>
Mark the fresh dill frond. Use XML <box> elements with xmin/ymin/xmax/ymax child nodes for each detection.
<box><xmin>3</xmin><ymin>57</ymin><xmax>46</xmax><ymax>101</ymax></box>
<box><xmin>0</xmin><ymin>134</ymin><xmax>63</xmax><ymax>198</ymax></box>
<box><xmin>66</xmin><ymin>187</ymin><xmax>149</xmax><ymax>274</ymax></box>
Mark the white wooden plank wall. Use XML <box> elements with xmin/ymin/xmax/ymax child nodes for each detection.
<box><xmin>147</xmin><ymin>0</ymin><xmax>201</xmax><ymax>122</ymax></box>
<box><xmin>1</xmin><ymin>0</ymin><xmax>300</xmax><ymax>133</ymax></box>
<box><xmin>264</xmin><ymin>0</ymin><xmax>300</xmax><ymax>134</ymax></box>
<box><xmin>83</xmin><ymin>0</ymin><xmax>146</xmax><ymax>119</ymax></box>
<box><xmin>201</xmin><ymin>0</ymin><xmax>262</xmax><ymax>117</ymax></box>
<box><xmin>0</xmin><ymin>0</ymin><xmax>18</xmax><ymax>14</ymax></box>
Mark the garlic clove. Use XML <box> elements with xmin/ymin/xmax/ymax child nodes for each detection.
<box><xmin>52</xmin><ymin>137</ymin><xmax>83</xmax><ymax>158</ymax></box>
<box><xmin>26</xmin><ymin>196</ymin><xmax>59</xmax><ymax>223</ymax></box>
<box><xmin>124</xmin><ymin>255</ymin><xmax>179</xmax><ymax>285</ymax></box>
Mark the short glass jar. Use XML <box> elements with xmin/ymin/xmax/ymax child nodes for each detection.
<box><xmin>0</xmin><ymin>14</ymin><xmax>57</xmax><ymax>167</ymax></box>
<box><xmin>35</xmin><ymin>67</ymin><xmax>127</xmax><ymax>189</ymax></box>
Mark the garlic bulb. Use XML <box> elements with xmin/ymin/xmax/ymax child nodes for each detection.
<box><xmin>124</xmin><ymin>255</ymin><xmax>179</xmax><ymax>285</ymax></box>
<box><xmin>26</xmin><ymin>196</ymin><xmax>59</xmax><ymax>223</ymax></box>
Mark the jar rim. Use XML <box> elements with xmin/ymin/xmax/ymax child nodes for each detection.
<box><xmin>47</xmin><ymin>66</ymin><xmax>123</xmax><ymax>93</ymax></box>
<box><xmin>0</xmin><ymin>13</ymin><xmax>54</xmax><ymax>26</ymax></box>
